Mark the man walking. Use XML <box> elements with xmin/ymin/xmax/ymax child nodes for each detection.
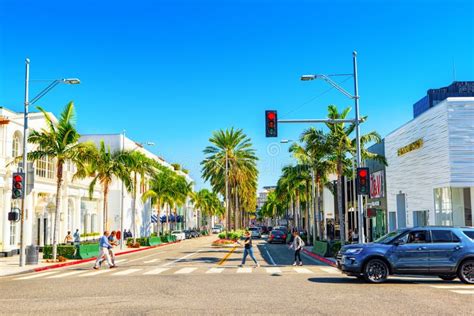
<box><xmin>93</xmin><ymin>231</ymin><xmax>115</xmax><ymax>269</ymax></box>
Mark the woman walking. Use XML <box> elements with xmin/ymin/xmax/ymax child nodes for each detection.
<box><xmin>290</xmin><ymin>231</ymin><xmax>304</xmax><ymax>266</ymax></box>
<box><xmin>238</xmin><ymin>231</ymin><xmax>259</xmax><ymax>267</ymax></box>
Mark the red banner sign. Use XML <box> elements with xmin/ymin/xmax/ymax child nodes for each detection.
<box><xmin>370</xmin><ymin>170</ymin><xmax>384</xmax><ymax>199</ymax></box>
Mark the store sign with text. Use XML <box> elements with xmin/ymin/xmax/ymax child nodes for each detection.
<box><xmin>370</xmin><ymin>170</ymin><xmax>384</xmax><ymax>199</ymax></box>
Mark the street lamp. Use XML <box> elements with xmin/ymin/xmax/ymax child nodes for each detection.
<box><xmin>280</xmin><ymin>139</ymin><xmax>294</xmax><ymax>144</ymax></box>
<box><xmin>19</xmin><ymin>59</ymin><xmax>80</xmax><ymax>267</ymax></box>
<box><xmin>300</xmin><ymin>51</ymin><xmax>365</xmax><ymax>244</ymax></box>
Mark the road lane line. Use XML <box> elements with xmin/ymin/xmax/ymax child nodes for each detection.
<box><xmin>320</xmin><ymin>267</ymin><xmax>340</xmax><ymax>274</ymax></box>
<box><xmin>206</xmin><ymin>268</ymin><xmax>224</xmax><ymax>274</ymax></box>
<box><xmin>114</xmin><ymin>259</ymin><xmax>127</xmax><ymax>264</ymax></box>
<box><xmin>112</xmin><ymin>268</ymin><xmax>142</xmax><ymax>276</ymax></box>
<box><xmin>144</xmin><ymin>259</ymin><xmax>159</xmax><ymax>264</ymax></box>
<box><xmin>430</xmin><ymin>285</ymin><xmax>474</xmax><ymax>289</ymax></box>
<box><xmin>143</xmin><ymin>268</ymin><xmax>169</xmax><ymax>275</ymax></box>
<box><xmin>15</xmin><ymin>271</ymin><xmax>58</xmax><ymax>280</ymax></box>
<box><xmin>174</xmin><ymin>267</ymin><xmax>197</xmax><ymax>274</ymax></box>
<box><xmin>264</xmin><ymin>247</ymin><xmax>276</xmax><ymax>266</ymax></box>
<box><xmin>79</xmin><ymin>269</ymin><xmax>112</xmax><ymax>277</ymax></box>
<box><xmin>294</xmin><ymin>267</ymin><xmax>313</xmax><ymax>274</ymax></box>
<box><xmin>47</xmin><ymin>271</ymin><xmax>86</xmax><ymax>278</ymax></box>
<box><xmin>126</xmin><ymin>252</ymin><xmax>166</xmax><ymax>263</ymax></box>
<box><xmin>265</xmin><ymin>267</ymin><xmax>281</xmax><ymax>274</ymax></box>
<box><xmin>217</xmin><ymin>246</ymin><xmax>237</xmax><ymax>266</ymax></box>
<box><xmin>237</xmin><ymin>267</ymin><xmax>252</xmax><ymax>273</ymax></box>
<box><xmin>450</xmin><ymin>290</ymin><xmax>474</xmax><ymax>295</ymax></box>
<box><xmin>162</xmin><ymin>250</ymin><xmax>201</xmax><ymax>267</ymax></box>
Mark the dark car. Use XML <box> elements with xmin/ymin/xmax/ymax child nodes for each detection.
<box><xmin>273</xmin><ymin>226</ymin><xmax>288</xmax><ymax>234</ymax></box>
<box><xmin>267</xmin><ymin>230</ymin><xmax>287</xmax><ymax>244</ymax></box>
<box><xmin>183</xmin><ymin>230</ymin><xmax>193</xmax><ymax>239</ymax></box>
<box><xmin>190</xmin><ymin>229</ymin><xmax>200</xmax><ymax>238</ymax></box>
<box><xmin>337</xmin><ymin>226</ymin><xmax>474</xmax><ymax>284</ymax></box>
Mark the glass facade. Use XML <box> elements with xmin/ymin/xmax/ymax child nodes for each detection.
<box><xmin>434</xmin><ymin>187</ymin><xmax>473</xmax><ymax>226</ymax></box>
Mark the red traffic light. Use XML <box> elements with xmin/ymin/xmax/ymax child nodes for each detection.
<box><xmin>358</xmin><ymin>169</ymin><xmax>367</xmax><ymax>177</ymax></box>
<box><xmin>14</xmin><ymin>175</ymin><xmax>23</xmax><ymax>182</ymax></box>
<box><xmin>265</xmin><ymin>110</ymin><xmax>278</xmax><ymax>137</ymax></box>
<box><xmin>267</xmin><ymin>112</ymin><xmax>276</xmax><ymax>120</ymax></box>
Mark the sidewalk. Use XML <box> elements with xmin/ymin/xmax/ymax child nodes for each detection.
<box><xmin>0</xmin><ymin>241</ymin><xmax>178</xmax><ymax>277</ymax></box>
<box><xmin>302</xmin><ymin>246</ymin><xmax>337</xmax><ymax>267</ymax></box>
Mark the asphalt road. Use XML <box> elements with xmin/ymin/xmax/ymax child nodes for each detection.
<box><xmin>0</xmin><ymin>235</ymin><xmax>472</xmax><ymax>315</ymax></box>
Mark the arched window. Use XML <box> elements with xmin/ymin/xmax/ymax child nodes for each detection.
<box><xmin>12</xmin><ymin>132</ymin><xmax>21</xmax><ymax>158</ymax></box>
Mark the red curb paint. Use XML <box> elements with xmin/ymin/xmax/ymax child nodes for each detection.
<box><xmin>302</xmin><ymin>248</ymin><xmax>337</xmax><ymax>267</ymax></box>
<box><xmin>31</xmin><ymin>241</ymin><xmax>180</xmax><ymax>273</ymax></box>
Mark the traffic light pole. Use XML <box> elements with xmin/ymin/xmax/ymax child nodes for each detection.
<box><xmin>19</xmin><ymin>58</ymin><xmax>30</xmax><ymax>267</ymax></box>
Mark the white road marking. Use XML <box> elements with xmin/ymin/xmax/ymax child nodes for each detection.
<box><xmin>320</xmin><ymin>267</ymin><xmax>340</xmax><ymax>274</ymax></box>
<box><xmin>143</xmin><ymin>268</ymin><xmax>169</xmax><ymax>275</ymax></box>
<box><xmin>162</xmin><ymin>250</ymin><xmax>201</xmax><ymax>267</ymax></box>
<box><xmin>79</xmin><ymin>269</ymin><xmax>112</xmax><ymax>277</ymax></box>
<box><xmin>114</xmin><ymin>259</ymin><xmax>127</xmax><ymax>264</ymax></box>
<box><xmin>112</xmin><ymin>268</ymin><xmax>142</xmax><ymax>276</ymax></box>
<box><xmin>264</xmin><ymin>248</ymin><xmax>276</xmax><ymax>266</ymax></box>
<box><xmin>265</xmin><ymin>267</ymin><xmax>281</xmax><ymax>274</ymax></box>
<box><xmin>237</xmin><ymin>267</ymin><xmax>252</xmax><ymax>273</ymax></box>
<box><xmin>174</xmin><ymin>267</ymin><xmax>197</xmax><ymax>274</ymax></box>
<box><xmin>15</xmin><ymin>271</ymin><xmax>58</xmax><ymax>280</ymax></box>
<box><xmin>430</xmin><ymin>285</ymin><xmax>474</xmax><ymax>289</ymax></box>
<box><xmin>450</xmin><ymin>290</ymin><xmax>474</xmax><ymax>295</ymax></box>
<box><xmin>206</xmin><ymin>268</ymin><xmax>224</xmax><ymax>274</ymax></box>
<box><xmin>144</xmin><ymin>259</ymin><xmax>159</xmax><ymax>264</ymax></box>
<box><xmin>294</xmin><ymin>267</ymin><xmax>313</xmax><ymax>274</ymax></box>
<box><xmin>126</xmin><ymin>252</ymin><xmax>166</xmax><ymax>263</ymax></box>
<box><xmin>47</xmin><ymin>271</ymin><xmax>86</xmax><ymax>278</ymax></box>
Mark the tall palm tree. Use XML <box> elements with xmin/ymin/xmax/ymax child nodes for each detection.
<box><xmin>326</xmin><ymin>105</ymin><xmax>385</xmax><ymax>244</ymax></box>
<box><xmin>122</xmin><ymin>151</ymin><xmax>155</xmax><ymax>240</ymax></box>
<box><xmin>191</xmin><ymin>189</ymin><xmax>223</xmax><ymax>231</ymax></box>
<box><xmin>277</xmin><ymin>164</ymin><xmax>308</xmax><ymax>230</ymax></box>
<box><xmin>260</xmin><ymin>191</ymin><xmax>283</xmax><ymax>224</ymax></box>
<box><xmin>76</xmin><ymin>140</ymin><xmax>131</xmax><ymax>231</ymax></box>
<box><xmin>201</xmin><ymin>128</ymin><xmax>258</xmax><ymax>231</ymax></box>
<box><xmin>28</xmin><ymin>101</ymin><xmax>95</xmax><ymax>261</ymax></box>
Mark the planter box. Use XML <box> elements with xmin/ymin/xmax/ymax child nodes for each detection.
<box><xmin>312</xmin><ymin>241</ymin><xmax>329</xmax><ymax>257</ymax></box>
<box><xmin>149</xmin><ymin>236</ymin><xmax>162</xmax><ymax>246</ymax></box>
<box><xmin>43</xmin><ymin>245</ymin><xmax>77</xmax><ymax>259</ymax></box>
<box><xmin>160</xmin><ymin>236</ymin><xmax>171</xmax><ymax>243</ymax></box>
<box><xmin>78</xmin><ymin>243</ymin><xmax>99</xmax><ymax>259</ymax></box>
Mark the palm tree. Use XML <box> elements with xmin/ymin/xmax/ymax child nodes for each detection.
<box><xmin>76</xmin><ymin>140</ymin><xmax>132</xmax><ymax>231</ymax></box>
<box><xmin>191</xmin><ymin>189</ymin><xmax>223</xmax><ymax>231</ymax></box>
<box><xmin>28</xmin><ymin>101</ymin><xmax>96</xmax><ymax>261</ymax></box>
<box><xmin>201</xmin><ymin>128</ymin><xmax>258</xmax><ymax>231</ymax></box>
<box><xmin>326</xmin><ymin>105</ymin><xmax>385</xmax><ymax>244</ymax></box>
<box><xmin>122</xmin><ymin>151</ymin><xmax>155</xmax><ymax>240</ymax></box>
<box><xmin>260</xmin><ymin>191</ymin><xmax>283</xmax><ymax>224</ymax></box>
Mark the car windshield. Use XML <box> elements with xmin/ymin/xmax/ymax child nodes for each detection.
<box><xmin>374</xmin><ymin>230</ymin><xmax>405</xmax><ymax>244</ymax></box>
<box><xmin>249</xmin><ymin>228</ymin><xmax>258</xmax><ymax>231</ymax></box>
<box><xmin>171</xmin><ymin>231</ymin><xmax>181</xmax><ymax>234</ymax></box>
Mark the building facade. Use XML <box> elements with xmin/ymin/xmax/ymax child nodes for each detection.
<box><xmin>0</xmin><ymin>107</ymin><xmax>103</xmax><ymax>256</ymax></box>
<box><xmin>385</xmin><ymin>97</ymin><xmax>474</xmax><ymax>230</ymax></box>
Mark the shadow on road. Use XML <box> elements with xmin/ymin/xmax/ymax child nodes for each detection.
<box><xmin>307</xmin><ymin>277</ymin><xmax>465</xmax><ymax>285</ymax></box>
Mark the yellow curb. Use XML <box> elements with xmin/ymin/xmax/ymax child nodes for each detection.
<box><xmin>217</xmin><ymin>245</ymin><xmax>237</xmax><ymax>266</ymax></box>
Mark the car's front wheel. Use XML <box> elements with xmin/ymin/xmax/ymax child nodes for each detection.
<box><xmin>363</xmin><ymin>259</ymin><xmax>389</xmax><ymax>283</ymax></box>
<box><xmin>457</xmin><ymin>259</ymin><xmax>474</xmax><ymax>284</ymax></box>
<box><xmin>438</xmin><ymin>275</ymin><xmax>457</xmax><ymax>281</ymax></box>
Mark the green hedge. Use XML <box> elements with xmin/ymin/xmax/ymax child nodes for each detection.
<box><xmin>312</xmin><ymin>241</ymin><xmax>329</xmax><ymax>257</ymax></box>
<box><xmin>218</xmin><ymin>230</ymin><xmax>244</xmax><ymax>240</ymax></box>
<box><xmin>43</xmin><ymin>245</ymin><xmax>76</xmax><ymax>259</ymax></box>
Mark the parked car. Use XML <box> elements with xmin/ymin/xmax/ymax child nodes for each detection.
<box><xmin>190</xmin><ymin>229</ymin><xmax>200</xmax><ymax>238</ymax></box>
<box><xmin>248</xmin><ymin>227</ymin><xmax>262</xmax><ymax>239</ymax></box>
<box><xmin>273</xmin><ymin>226</ymin><xmax>288</xmax><ymax>234</ymax></box>
<box><xmin>267</xmin><ymin>229</ymin><xmax>287</xmax><ymax>244</ymax></box>
<box><xmin>337</xmin><ymin>226</ymin><xmax>474</xmax><ymax>284</ymax></box>
<box><xmin>171</xmin><ymin>230</ymin><xmax>186</xmax><ymax>241</ymax></box>
<box><xmin>211</xmin><ymin>227</ymin><xmax>222</xmax><ymax>234</ymax></box>
<box><xmin>183</xmin><ymin>230</ymin><xmax>193</xmax><ymax>239</ymax></box>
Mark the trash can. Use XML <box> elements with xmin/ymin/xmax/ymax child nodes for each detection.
<box><xmin>26</xmin><ymin>245</ymin><xmax>39</xmax><ymax>265</ymax></box>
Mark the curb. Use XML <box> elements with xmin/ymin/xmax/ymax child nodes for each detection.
<box><xmin>2</xmin><ymin>241</ymin><xmax>180</xmax><ymax>277</ymax></box>
<box><xmin>302</xmin><ymin>248</ymin><xmax>337</xmax><ymax>267</ymax></box>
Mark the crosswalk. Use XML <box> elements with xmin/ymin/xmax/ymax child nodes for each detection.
<box><xmin>426</xmin><ymin>284</ymin><xmax>474</xmax><ymax>296</ymax></box>
<box><xmin>13</xmin><ymin>265</ymin><xmax>335</xmax><ymax>280</ymax></box>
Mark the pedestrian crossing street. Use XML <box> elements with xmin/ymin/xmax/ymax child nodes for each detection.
<box><xmin>14</xmin><ymin>265</ymin><xmax>339</xmax><ymax>280</ymax></box>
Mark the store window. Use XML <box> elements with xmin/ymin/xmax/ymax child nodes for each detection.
<box><xmin>9</xmin><ymin>221</ymin><xmax>17</xmax><ymax>245</ymax></box>
<box><xmin>434</xmin><ymin>187</ymin><xmax>472</xmax><ymax>227</ymax></box>
<box><xmin>12</xmin><ymin>132</ymin><xmax>21</xmax><ymax>158</ymax></box>
<box><xmin>36</xmin><ymin>156</ymin><xmax>55</xmax><ymax>179</ymax></box>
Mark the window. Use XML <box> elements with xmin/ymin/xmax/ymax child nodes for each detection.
<box><xmin>10</xmin><ymin>221</ymin><xmax>17</xmax><ymax>245</ymax></box>
<box><xmin>35</xmin><ymin>156</ymin><xmax>55</xmax><ymax>179</ymax></box>
<box><xmin>463</xmin><ymin>231</ymin><xmax>474</xmax><ymax>240</ymax></box>
<box><xmin>397</xmin><ymin>230</ymin><xmax>429</xmax><ymax>244</ymax></box>
<box><xmin>431</xmin><ymin>230</ymin><xmax>459</xmax><ymax>243</ymax></box>
<box><xmin>12</xmin><ymin>133</ymin><xmax>21</xmax><ymax>158</ymax></box>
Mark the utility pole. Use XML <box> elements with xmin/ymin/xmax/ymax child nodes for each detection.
<box><xmin>225</xmin><ymin>151</ymin><xmax>229</xmax><ymax>231</ymax></box>
<box><xmin>120</xmin><ymin>130</ymin><xmax>125</xmax><ymax>249</ymax></box>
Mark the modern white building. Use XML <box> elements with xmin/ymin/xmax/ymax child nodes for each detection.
<box><xmin>0</xmin><ymin>107</ymin><xmax>103</xmax><ymax>256</ymax></box>
<box><xmin>79</xmin><ymin>134</ymin><xmax>196</xmax><ymax>237</ymax></box>
<box><xmin>385</xmin><ymin>97</ymin><xmax>474</xmax><ymax>229</ymax></box>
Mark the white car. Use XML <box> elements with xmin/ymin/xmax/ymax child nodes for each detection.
<box><xmin>211</xmin><ymin>227</ymin><xmax>222</xmax><ymax>234</ymax></box>
<box><xmin>171</xmin><ymin>230</ymin><xmax>186</xmax><ymax>241</ymax></box>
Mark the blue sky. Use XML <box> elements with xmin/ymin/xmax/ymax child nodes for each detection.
<box><xmin>1</xmin><ymin>0</ymin><xmax>473</xmax><ymax>191</ymax></box>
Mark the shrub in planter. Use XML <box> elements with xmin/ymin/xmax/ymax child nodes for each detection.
<box><xmin>43</xmin><ymin>245</ymin><xmax>77</xmax><ymax>259</ymax></box>
<box><xmin>329</xmin><ymin>241</ymin><xmax>342</xmax><ymax>257</ymax></box>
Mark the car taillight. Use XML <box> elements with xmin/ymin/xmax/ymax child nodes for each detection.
<box><xmin>282</xmin><ymin>234</ymin><xmax>286</xmax><ymax>239</ymax></box>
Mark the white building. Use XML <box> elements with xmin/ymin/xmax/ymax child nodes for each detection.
<box><xmin>385</xmin><ymin>97</ymin><xmax>474</xmax><ymax>229</ymax></box>
<box><xmin>79</xmin><ymin>134</ymin><xmax>196</xmax><ymax>237</ymax></box>
<box><xmin>0</xmin><ymin>107</ymin><xmax>103</xmax><ymax>256</ymax></box>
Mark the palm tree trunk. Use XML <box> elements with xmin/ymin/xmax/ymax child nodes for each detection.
<box><xmin>337</xmin><ymin>163</ymin><xmax>345</xmax><ymax>245</ymax></box>
<box><xmin>295</xmin><ymin>191</ymin><xmax>300</xmax><ymax>230</ymax></box>
<box><xmin>103</xmin><ymin>184</ymin><xmax>109</xmax><ymax>231</ymax></box>
<box><xmin>305</xmin><ymin>181</ymin><xmax>310</xmax><ymax>245</ymax></box>
<box><xmin>235</xmin><ymin>186</ymin><xmax>240</xmax><ymax>230</ymax></box>
<box><xmin>132</xmin><ymin>172</ymin><xmax>137</xmax><ymax>242</ymax></box>
<box><xmin>52</xmin><ymin>161</ymin><xmax>64</xmax><ymax>261</ymax></box>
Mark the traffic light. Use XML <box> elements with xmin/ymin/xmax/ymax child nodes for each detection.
<box><xmin>356</xmin><ymin>168</ymin><xmax>370</xmax><ymax>195</ymax></box>
<box><xmin>12</xmin><ymin>172</ymin><xmax>25</xmax><ymax>199</ymax></box>
<box><xmin>8</xmin><ymin>209</ymin><xmax>20</xmax><ymax>222</ymax></box>
<box><xmin>265</xmin><ymin>110</ymin><xmax>278</xmax><ymax>137</ymax></box>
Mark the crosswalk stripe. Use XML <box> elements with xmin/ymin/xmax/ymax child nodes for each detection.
<box><xmin>265</xmin><ymin>267</ymin><xmax>281</xmax><ymax>274</ymax></box>
<box><xmin>15</xmin><ymin>271</ymin><xmax>58</xmax><ymax>280</ymax></box>
<box><xmin>430</xmin><ymin>285</ymin><xmax>473</xmax><ymax>289</ymax></box>
<box><xmin>112</xmin><ymin>269</ymin><xmax>142</xmax><ymax>276</ymax></box>
<box><xmin>450</xmin><ymin>290</ymin><xmax>474</xmax><ymax>295</ymax></box>
<box><xmin>320</xmin><ymin>267</ymin><xmax>340</xmax><ymax>274</ymax></box>
<box><xmin>79</xmin><ymin>269</ymin><xmax>113</xmax><ymax>277</ymax></box>
<box><xmin>143</xmin><ymin>268</ymin><xmax>169</xmax><ymax>275</ymax></box>
<box><xmin>114</xmin><ymin>259</ymin><xmax>127</xmax><ymax>264</ymax></box>
<box><xmin>144</xmin><ymin>259</ymin><xmax>159</xmax><ymax>264</ymax></box>
<box><xmin>174</xmin><ymin>267</ymin><xmax>197</xmax><ymax>274</ymax></box>
<box><xmin>294</xmin><ymin>267</ymin><xmax>313</xmax><ymax>274</ymax></box>
<box><xmin>237</xmin><ymin>267</ymin><xmax>252</xmax><ymax>273</ymax></box>
<box><xmin>206</xmin><ymin>268</ymin><xmax>224</xmax><ymax>274</ymax></box>
<box><xmin>47</xmin><ymin>271</ymin><xmax>86</xmax><ymax>279</ymax></box>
